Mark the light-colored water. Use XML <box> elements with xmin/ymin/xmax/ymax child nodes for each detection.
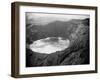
<box><xmin>30</xmin><ymin>37</ymin><xmax>70</xmax><ymax>54</ymax></box>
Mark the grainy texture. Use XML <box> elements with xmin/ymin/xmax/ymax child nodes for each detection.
<box><xmin>26</xmin><ymin>18</ymin><xmax>89</xmax><ymax>67</ymax></box>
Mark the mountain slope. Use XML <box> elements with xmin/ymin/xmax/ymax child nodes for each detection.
<box><xmin>26</xmin><ymin>18</ymin><xmax>89</xmax><ymax>67</ymax></box>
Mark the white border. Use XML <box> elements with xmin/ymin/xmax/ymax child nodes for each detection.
<box><xmin>19</xmin><ymin>6</ymin><xmax>95</xmax><ymax>74</ymax></box>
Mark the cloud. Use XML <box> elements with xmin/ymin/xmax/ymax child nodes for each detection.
<box><xmin>26</xmin><ymin>13</ymin><xmax>90</xmax><ymax>25</ymax></box>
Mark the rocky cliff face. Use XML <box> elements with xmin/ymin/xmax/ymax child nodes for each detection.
<box><xmin>26</xmin><ymin>18</ymin><xmax>89</xmax><ymax>67</ymax></box>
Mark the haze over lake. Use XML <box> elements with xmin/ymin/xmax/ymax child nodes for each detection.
<box><xmin>30</xmin><ymin>37</ymin><xmax>70</xmax><ymax>54</ymax></box>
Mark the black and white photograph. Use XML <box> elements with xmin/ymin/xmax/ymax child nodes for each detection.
<box><xmin>26</xmin><ymin>13</ymin><xmax>90</xmax><ymax>67</ymax></box>
<box><xmin>11</xmin><ymin>2</ymin><xmax>97</xmax><ymax>78</ymax></box>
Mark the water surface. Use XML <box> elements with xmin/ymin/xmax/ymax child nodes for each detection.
<box><xmin>30</xmin><ymin>37</ymin><xmax>70</xmax><ymax>54</ymax></box>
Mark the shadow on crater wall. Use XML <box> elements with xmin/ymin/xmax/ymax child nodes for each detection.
<box><xmin>26</xmin><ymin>18</ymin><xmax>90</xmax><ymax>67</ymax></box>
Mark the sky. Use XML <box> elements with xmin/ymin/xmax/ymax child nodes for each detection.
<box><xmin>26</xmin><ymin>12</ymin><xmax>90</xmax><ymax>25</ymax></box>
